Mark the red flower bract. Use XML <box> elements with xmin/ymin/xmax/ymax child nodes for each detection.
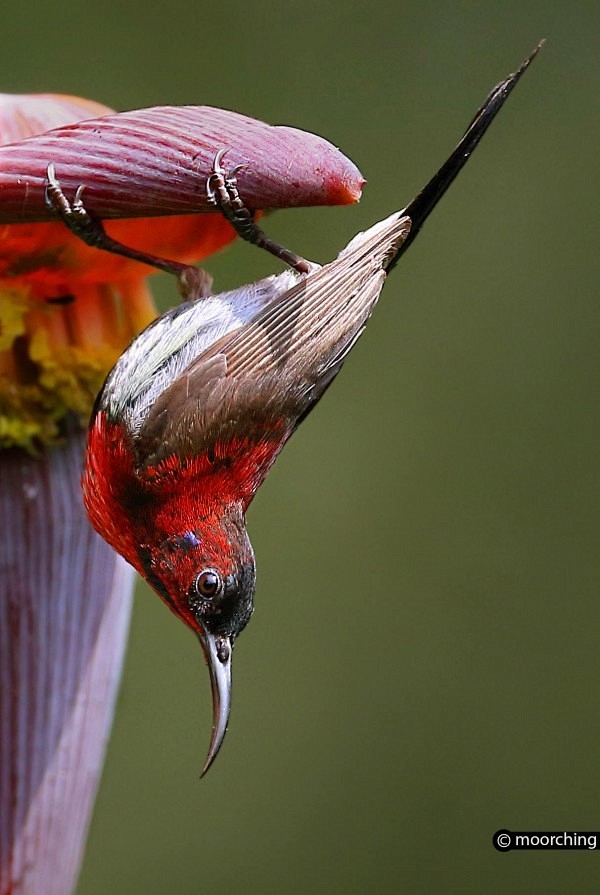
<box><xmin>0</xmin><ymin>104</ymin><xmax>364</xmax><ymax>223</ymax></box>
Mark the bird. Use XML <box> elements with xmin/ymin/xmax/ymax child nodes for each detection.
<box><xmin>45</xmin><ymin>46</ymin><xmax>540</xmax><ymax>775</ymax></box>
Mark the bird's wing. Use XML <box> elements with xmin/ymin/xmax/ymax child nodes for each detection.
<box><xmin>136</xmin><ymin>212</ymin><xmax>411</xmax><ymax>477</ymax></box>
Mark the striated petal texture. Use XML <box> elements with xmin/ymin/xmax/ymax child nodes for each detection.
<box><xmin>0</xmin><ymin>105</ymin><xmax>364</xmax><ymax>224</ymax></box>
<box><xmin>0</xmin><ymin>431</ymin><xmax>135</xmax><ymax>895</ymax></box>
<box><xmin>0</xmin><ymin>94</ymin><xmax>240</xmax><ymax>286</ymax></box>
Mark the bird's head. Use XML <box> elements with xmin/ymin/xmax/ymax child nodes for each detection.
<box><xmin>136</xmin><ymin>501</ymin><xmax>255</xmax><ymax>775</ymax></box>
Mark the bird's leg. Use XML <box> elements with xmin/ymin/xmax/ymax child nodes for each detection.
<box><xmin>206</xmin><ymin>149</ymin><xmax>314</xmax><ymax>275</ymax></box>
<box><xmin>44</xmin><ymin>164</ymin><xmax>211</xmax><ymax>299</ymax></box>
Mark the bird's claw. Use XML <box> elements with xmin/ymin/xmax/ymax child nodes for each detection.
<box><xmin>206</xmin><ymin>148</ymin><xmax>252</xmax><ymax>223</ymax></box>
<box><xmin>45</xmin><ymin>163</ymin><xmax>204</xmax><ymax>289</ymax></box>
<box><xmin>205</xmin><ymin>148</ymin><xmax>313</xmax><ymax>275</ymax></box>
<box><xmin>45</xmin><ymin>164</ymin><xmax>110</xmax><ymax>249</ymax></box>
<box><xmin>46</xmin><ymin>155</ymin><xmax>315</xmax><ymax>280</ymax></box>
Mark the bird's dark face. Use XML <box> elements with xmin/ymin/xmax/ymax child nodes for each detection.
<box><xmin>136</xmin><ymin>503</ymin><xmax>255</xmax><ymax>774</ymax></box>
<box><xmin>187</xmin><ymin>554</ymin><xmax>255</xmax><ymax>642</ymax></box>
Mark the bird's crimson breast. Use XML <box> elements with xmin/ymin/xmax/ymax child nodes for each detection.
<box><xmin>83</xmin><ymin>409</ymin><xmax>292</xmax><ymax>569</ymax></box>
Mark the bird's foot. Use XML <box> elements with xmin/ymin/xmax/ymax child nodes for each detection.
<box><xmin>44</xmin><ymin>164</ymin><xmax>200</xmax><ymax>291</ymax></box>
<box><xmin>206</xmin><ymin>148</ymin><xmax>314</xmax><ymax>275</ymax></box>
<box><xmin>45</xmin><ymin>163</ymin><xmax>112</xmax><ymax>250</ymax></box>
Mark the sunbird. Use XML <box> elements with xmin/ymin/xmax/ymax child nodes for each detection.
<box><xmin>45</xmin><ymin>46</ymin><xmax>540</xmax><ymax>775</ymax></box>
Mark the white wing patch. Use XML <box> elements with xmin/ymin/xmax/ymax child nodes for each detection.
<box><xmin>103</xmin><ymin>269</ymin><xmax>300</xmax><ymax>431</ymax></box>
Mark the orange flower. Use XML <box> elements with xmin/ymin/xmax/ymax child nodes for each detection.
<box><xmin>0</xmin><ymin>94</ymin><xmax>364</xmax><ymax>449</ymax></box>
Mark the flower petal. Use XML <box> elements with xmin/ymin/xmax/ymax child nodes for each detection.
<box><xmin>0</xmin><ymin>92</ymin><xmax>113</xmax><ymax>143</ymax></box>
<box><xmin>0</xmin><ymin>215</ymin><xmax>237</xmax><ymax>287</ymax></box>
<box><xmin>0</xmin><ymin>105</ymin><xmax>364</xmax><ymax>223</ymax></box>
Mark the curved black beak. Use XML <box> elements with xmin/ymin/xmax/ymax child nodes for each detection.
<box><xmin>196</xmin><ymin>629</ymin><xmax>232</xmax><ymax>777</ymax></box>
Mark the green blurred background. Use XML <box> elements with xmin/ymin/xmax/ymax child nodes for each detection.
<box><xmin>4</xmin><ymin>1</ymin><xmax>599</xmax><ymax>892</ymax></box>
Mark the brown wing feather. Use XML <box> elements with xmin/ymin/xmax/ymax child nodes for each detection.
<box><xmin>137</xmin><ymin>213</ymin><xmax>411</xmax><ymax>467</ymax></box>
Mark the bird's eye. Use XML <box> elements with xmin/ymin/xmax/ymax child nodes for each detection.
<box><xmin>194</xmin><ymin>569</ymin><xmax>223</xmax><ymax>600</ymax></box>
